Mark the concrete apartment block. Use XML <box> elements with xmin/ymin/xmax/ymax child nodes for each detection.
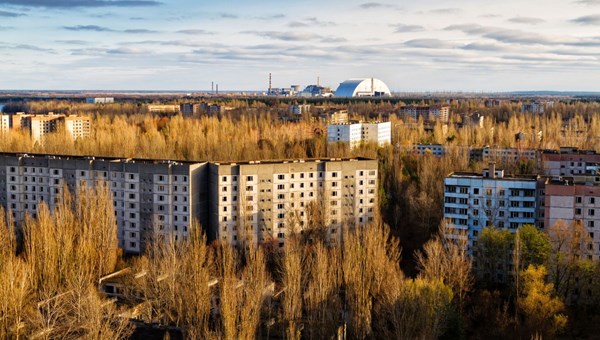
<box><xmin>209</xmin><ymin>158</ymin><xmax>378</xmax><ymax>247</ymax></box>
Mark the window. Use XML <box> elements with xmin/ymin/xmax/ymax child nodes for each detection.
<box><xmin>589</xmin><ymin>209</ymin><xmax>595</xmax><ymax>216</ymax></box>
<box><xmin>591</xmin><ymin>197</ymin><xmax>596</xmax><ymax>205</ymax></box>
<box><xmin>246</xmin><ymin>186</ymin><xmax>253</xmax><ymax>191</ymax></box>
<box><xmin>222</xmin><ymin>176</ymin><xmax>227</xmax><ymax>182</ymax></box>
<box><xmin>222</xmin><ymin>187</ymin><xmax>227</xmax><ymax>192</ymax></box>
<box><xmin>576</xmin><ymin>196</ymin><xmax>583</xmax><ymax>204</ymax></box>
<box><xmin>277</xmin><ymin>184</ymin><xmax>285</xmax><ymax>190</ymax></box>
<box><xmin>474</xmin><ymin>188</ymin><xmax>481</xmax><ymax>194</ymax></box>
<box><xmin>247</xmin><ymin>176</ymin><xmax>254</xmax><ymax>181</ymax></box>
<box><xmin>277</xmin><ymin>174</ymin><xmax>285</xmax><ymax>180</ymax></box>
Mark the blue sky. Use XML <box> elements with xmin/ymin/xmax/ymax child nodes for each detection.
<box><xmin>0</xmin><ymin>0</ymin><xmax>599</xmax><ymax>91</ymax></box>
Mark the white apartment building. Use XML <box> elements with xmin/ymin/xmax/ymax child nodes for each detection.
<box><xmin>327</xmin><ymin>123</ymin><xmax>363</xmax><ymax>148</ymax></box>
<box><xmin>444</xmin><ymin>164</ymin><xmax>539</xmax><ymax>254</ymax></box>
<box><xmin>209</xmin><ymin>158</ymin><xmax>378</xmax><ymax>247</ymax></box>
<box><xmin>29</xmin><ymin>115</ymin><xmax>62</xmax><ymax>143</ymax></box>
<box><xmin>64</xmin><ymin>116</ymin><xmax>91</xmax><ymax>140</ymax></box>
<box><xmin>361</xmin><ymin>122</ymin><xmax>391</xmax><ymax>147</ymax></box>
<box><xmin>290</xmin><ymin>104</ymin><xmax>311</xmax><ymax>115</ymax></box>
<box><xmin>327</xmin><ymin>122</ymin><xmax>391</xmax><ymax>148</ymax></box>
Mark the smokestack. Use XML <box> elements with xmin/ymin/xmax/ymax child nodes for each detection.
<box><xmin>317</xmin><ymin>76</ymin><xmax>320</xmax><ymax>86</ymax></box>
<box><xmin>211</xmin><ymin>81</ymin><xmax>214</xmax><ymax>94</ymax></box>
<box><xmin>269</xmin><ymin>73</ymin><xmax>272</xmax><ymax>94</ymax></box>
<box><xmin>216</xmin><ymin>84</ymin><xmax>219</xmax><ymax>95</ymax></box>
<box><xmin>489</xmin><ymin>162</ymin><xmax>496</xmax><ymax>179</ymax></box>
<box><xmin>371</xmin><ymin>77</ymin><xmax>374</xmax><ymax>94</ymax></box>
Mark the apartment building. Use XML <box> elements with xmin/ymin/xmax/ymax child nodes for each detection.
<box><xmin>0</xmin><ymin>153</ymin><xmax>378</xmax><ymax>252</ymax></box>
<box><xmin>28</xmin><ymin>114</ymin><xmax>63</xmax><ymax>143</ymax></box>
<box><xmin>64</xmin><ymin>116</ymin><xmax>91</xmax><ymax>140</ymax></box>
<box><xmin>147</xmin><ymin>105</ymin><xmax>181</xmax><ymax>114</ymax></box>
<box><xmin>399</xmin><ymin>105</ymin><xmax>450</xmax><ymax>123</ymax></box>
<box><xmin>290</xmin><ymin>104</ymin><xmax>311</xmax><ymax>116</ymax></box>
<box><xmin>521</xmin><ymin>101</ymin><xmax>553</xmax><ymax>114</ymax></box>
<box><xmin>180</xmin><ymin>103</ymin><xmax>201</xmax><ymax>117</ymax></box>
<box><xmin>327</xmin><ymin>122</ymin><xmax>391</xmax><ymax>148</ymax></box>
<box><xmin>544</xmin><ymin>176</ymin><xmax>600</xmax><ymax>260</ymax></box>
<box><xmin>0</xmin><ymin>153</ymin><xmax>208</xmax><ymax>254</ymax></box>
<box><xmin>443</xmin><ymin>164</ymin><xmax>539</xmax><ymax>253</ymax></box>
<box><xmin>86</xmin><ymin>97</ymin><xmax>114</xmax><ymax>104</ymax></box>
<box><xmin>413</xmin><ymin>144</ymin><xmax>445</xmax><ymax>157</ymax></box>
<box><xmin>208</xmin><ymin>158</ymin><xmax>378</xmax><ymax>247</ymax></box>
<box><xmin>541</xmin><ymin>147</ymin><xmax>600</xmax><ymax>176</ymax></box>
<box><xmin>327</xmin><ymin>123</ymin><xmax>362</xmax><ymax>148</ymax></box>
<box><xmin>470</xmin><ymin>147</ymin><xmax>538</xmax><ymax>164</ymax></box>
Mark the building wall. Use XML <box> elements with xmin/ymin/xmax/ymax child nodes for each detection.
<box><xmin>361</xmin><ymin>122</ymin><xmax>391</xmax><ymax>146</ymax></box>
<box><xmin>327</xmin><ymin>123</ymin><xmax>362</xmax><ymax>148</ymax></box>
<box><xmin>209</xmin><ymin>159</ymin><xmax>378</xmax><ymax>247</ymax></box>
<box><xmin>444</xmin><ymin>171</ymin><xmax>538</xmax><ymax>253</ymax></box>
<box><xmin>545</xmin><ymin>183</ymin><xmax>600</xmax><ymax>260</ymax></box>
<box><xmin>0</xmin><ymin>153</ymin><xmax>208</xmax><ymax>254</ymax></box>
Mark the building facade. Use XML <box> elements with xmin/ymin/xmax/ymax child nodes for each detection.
<box><xmin>0</xmin><ymin>153</ymin><xmax>208</xmax><ymax>254</ymax></box>
<box><xmin>413</xmin><ymin>144</ymin><xmax>445</xmax><ymax>157</ymax></box>
<box><xmin>399</xmin><ymin>105</ymin><xmax>450</xmax><ymax>123</ymax></box>
<box><xmin>443</xmin><ymin>165</ymin><xmax>539</xmax><ymax>253</ymax></box>
<box><xmin>0</xmin><ymin>154</ymin><xmax>378</xmax><ymax>253</ymax></box>
<box><xmin>64</xmin><ymin>116</ymin><xmax>92</xmax><ymax>140</ymax></box>
<box><xmin>541</xmin><ymin>148</ymin><xmax>600</xmax><ymax>176</ymax></box>
<box><xmin>327</xmin><ymin>122</ymin><xmax>391</xmax><ymax>148</ymax></box>
<box><xmin>544</xmin><ymin>176</ymin><xmax>600</xmax><ymax>260</ymax></box>
<box><xmin>86</xmin><ymin>97</ymin><xmax>114</xmax><ymax>104</ymax></box>
<box><xmin>208</xmin><ymin>158</ymin><xmax>378</xmax><ymax>247</ymax></box>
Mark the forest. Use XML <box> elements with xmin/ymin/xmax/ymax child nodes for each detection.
<box><xmin>0</xmin><ymin>97</ymin><xmax>600</xmax><ymax>338</ymax></box>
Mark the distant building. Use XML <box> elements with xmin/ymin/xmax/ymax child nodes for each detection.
<box><xmin>521</xmin><ymin>101</ymin><xmax>553</xmax><ymax>114</ymax></box>
<box><xmin>290</xmin><ymin>104</ymin><xmax>311</xmax><ymax>115</ymax></box>
<box><xmin>460</xmin><ymin>112</ymin><xmax>484</xmax><ymax>128</ymax></box>
<box><xmin>327</xmin><ymin>123</ymin><xmax>362</xmax><ymax>148</ymax></box>
<box><xmin>147</xmin><ymin>105</ymin><xmax>181</xmax><ymax>114</ymax></box>
<box><xmin>541</xmin><ymin>147</ymin><xmax>600</xmax><ymax>176</ymax></box>
<box><xmin>330</xmin><ymin>110</ymin><xmax>349</xmax><ymax>124</ymax></box>
<box><xmin>0</xmin><ymin>112</ymin><xmax>32</xmax><ymax>132</ymax></box>
<box><xmin>484</xmin><ymin>99</ymin><xmax>503</xmax><ymax>107</ymax></box>
<box><xmin>399</xmin><ymin>105</ymin><xmax>450</xmax><ymax>123</ymax></box>
<box><xmin>86</xmin><ymin>97</ymin><xmax>114</xmax><ymax>104</ymax></box>
<box><xmin>300</xmin><ymin>85</ymin><xmax>334</xmax><ymax>97</ymax></box>
<box><xmin>413</xmin><ymin>144</ymin><xmax>445</xmax><ymax>157</ymax></box>
<box><xmin>335</xmin><ymin>78</ymin><xmax>391</xmax><ymax>97</ymax></box>
<box><xmin>180</xmin><ymin>103</ymin><xmax>202</xmax><ymax>117</ymax></box>
<box><xmin>361</xmin><ymin>122</ymin><xmax>392</xmax><ymax>146</ymax></box>
<box><xmin>327</xmin><ymin>121</ymin><xmax>391</xmax><ymax>148</ymax></box>
<box><xmin>64</xmin><ymin>116</ymin><xmax>91</xmax><ymax>140</ymax></box>
<box><xmin>27</xmin><ymin>114</ymin><xmax>64</xmax><ymax>143</ymax></box>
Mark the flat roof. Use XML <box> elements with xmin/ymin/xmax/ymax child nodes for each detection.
<box><xmin>0</xmin><ymin>152</ymin><xmax>375</xmax><ymax>167</ymax></box>
<box><xmin>447</xmin><ymin>171</ymin><xmax>538</xmax><ymax>181</ymax></box>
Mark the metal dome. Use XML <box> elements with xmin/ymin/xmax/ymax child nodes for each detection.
<box><xmin>334</xmin><ymin>78</ymin><xmax>391</xmax><ymax>97</ymax></box>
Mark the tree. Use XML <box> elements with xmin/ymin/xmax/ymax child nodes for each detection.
<box><xmin>518</xmin><ymin>265</ymin><xmax>567</xmax><ymax>337</ymax></box>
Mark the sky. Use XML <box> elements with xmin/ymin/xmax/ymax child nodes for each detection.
<box><xmin>0</xmin><ymin>0</ymin><xmax>599</xmax><ymax>91</ymax></box>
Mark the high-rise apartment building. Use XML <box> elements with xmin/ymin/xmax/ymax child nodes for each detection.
<box><xmin>443</xmin><ymin>164</ymin><xmax>539</xmax><ymax>253</ymax></box>
<box><xmin>544</xmin><ymin>176</ymin><xmax>600</xmax><ymax>260</ymax></box>
<box><xmin>64</xmin><ymin>116</ymin><xmax>91</xmax><ymax>140</ymax></box>
<box><xmin>208</xmin><ymin>158</ymin><xmax>378</xmax><ymax>247</ymax></box>
<box><xmin>0</xmin><ymin>153</ymin><xmax>208</xmax><ymax>254</ymax></box>
<box><xmin>399</xmin><ymin>105</ymin><xmax>450</xmax><ymax>123</ymax></box>
<box><xmin>327</xmin><ymin>122</ymin><xmax>391</xmax><ymax>148</ymax></box>
<box><xmin>541</xmin><ymin>147</ymin><xmax>600</xmax><ymax>176</ymax></box>
<box><xmin>0</xmin><ymin>153</ymin><xmax>378</xmax><ymax>253</ymax></box>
